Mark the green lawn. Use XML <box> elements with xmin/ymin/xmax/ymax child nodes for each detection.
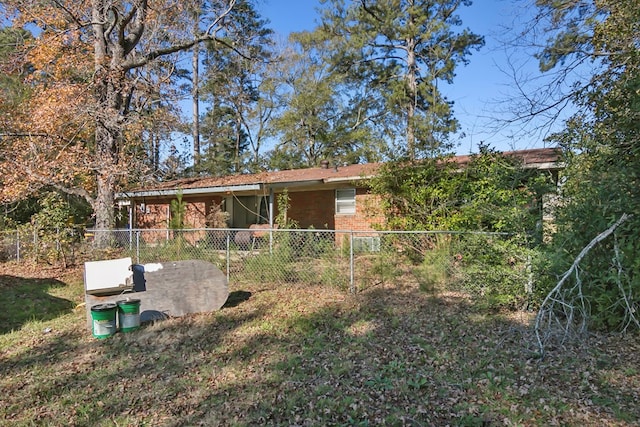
<box><xmin>0</xmin><ymin>262</ymin><xmax>638</xmax><ymax>426</ymax></box>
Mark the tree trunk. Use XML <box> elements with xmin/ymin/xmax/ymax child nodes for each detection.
<box><xmin>406</xmin><ymin>3</ymin><xmax>417</xmax><ymax>160</ymax></box>
<box><xmin>94</xmin><ymin>168</ymin><xmax>116</xmax><ymax>246</ymax></box>
<box><xmin>235</xmin><ymin>115</ymin><xmax>242</xmax><ymax>172</ymax></box>
<box><xmin>92</xmin><ymin>78</ymin><xmax>123</xmax><ymax>247</ymax></box>
<box><xmin>92</xmin><ymin>0</ymin><xmax>124</xmax><ymax>247</ymax></box>
<box><xmin>192</xmin><ymin>13</ymin><xmax>201</xmax><ymax>167</ymax></box>
<box><xmin>85</xmin><ymin>0</ymin><xmax>236</xmax><ymax>246</ymax></box>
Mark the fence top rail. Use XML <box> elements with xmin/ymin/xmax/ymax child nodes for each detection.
<box><xmin>90</xmin><ymin>228</ymin><xmax>517</xmax><ymax>236</ymax></box>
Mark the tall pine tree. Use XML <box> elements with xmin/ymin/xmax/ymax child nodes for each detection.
<box><xmin>319</xmin><ymin>0</ymin><xmax>484</xmax><ymax>159</ymax></box>
<box><xmin>198</xmin><ymin>0</ymin><xmax>273</xmax><ymax>175</ymax></box>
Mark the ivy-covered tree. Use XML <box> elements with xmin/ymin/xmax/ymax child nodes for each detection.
<box><xmin>370</xmin><ymin>145</ymin><xmax>555</xmax><ymax>311</ymax></box>
<box><xmin>370</xmin><ymin>145</ymin><xmax>553</xmax><ymax>234</ymax></box>
<box><xmin>533</xmin><ymin>0</ymin><xmax>640</xmax><ymax>330</ymax></box>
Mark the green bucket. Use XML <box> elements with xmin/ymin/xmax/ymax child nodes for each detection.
<box><xmin>117</xmin><ymin>299</ymin><xmax>141</xmax><ymax>333</ymax></box>
<box><xmin>90</xmin><ymin>303</ymin><xmax>117</xmax><ymax>339</ymax></box>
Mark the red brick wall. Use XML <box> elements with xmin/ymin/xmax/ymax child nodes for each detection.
<box><xmin>280</xmin><ymin>188</ymin><xmax>386</xmax><ymax>231</ymax></box>
<box><xmin>134</xmin><ymin>203</ymin><xmax>169</xmax><ymax>244</ymax></box>
<box><xmin>334</xmin><ymin>188</ymin><xmax>385</xmax><ymax>244</ymax></box>
<box><xmin>134</xmin><ymin>196</ymin><xmax>224</xmax><ymax>229</ymax></box>
<box><xmin>136</xmin><ymin>203</ymin><xmax>169</xmax><ymax>229</ymax></box>
<box><xmin>334</xmin><ymin>189</ymin><xmax>385</xmax><ymax>231</ymax></box>
<box><xmin>132</xmin><ymin>187</ymin><xmax>386</xmax><ymax>235</ymax></box>
<box><xmin>181</xmin><ymin>200</ymin><xmax>205</xmax><ymax>228</ymax></box>
<box><xmin>285</xmin><ymin>190</ymin><xmax>335</xmax><ymax>229</ymax></box>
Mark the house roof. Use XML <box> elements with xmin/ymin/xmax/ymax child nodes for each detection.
<box><xmin>118</xmin><ymin>147</ymin><xmax>561</xmax><ymax>199</ymax></box>
<box><xmin>452</xmin><ymin>147</ymin><xmax>562</xmax><ymax>169</ymax></box>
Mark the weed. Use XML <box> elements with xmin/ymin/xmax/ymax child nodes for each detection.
<box><xmin>415</xmin><ymin>244</ymin><xmax>452</xmax><ymax>292</ymax></box>
<box><xmin>407</xmin><ymin>376</ymin><xmax>429</xmax><ymax>390</ymax></box>
<box><xmin>364</xmin><ymin>374</ymin><xmax>393</xmax><ymax>391</ymax></box>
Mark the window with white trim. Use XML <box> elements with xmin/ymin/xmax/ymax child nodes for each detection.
<box><xmin>336</xmin><ymin>188</ymin><xmax>356</xmax><ymax>214</ymax></box>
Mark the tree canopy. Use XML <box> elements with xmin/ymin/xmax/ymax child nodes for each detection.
<box><xmin>0</xmin><ymin>0</ymin><xmax>243</xmax><ymax>245</ymax></box>
<box><xmin>318</xmin><ymin>0</ymin><xmax>484</xmax><ymax>159</ymax></box>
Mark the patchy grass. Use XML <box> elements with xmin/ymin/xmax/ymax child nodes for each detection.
<box><xmin>0</xmin><ymin>262</ymin><xmax>639</xmax><ymax>426</ymax></box>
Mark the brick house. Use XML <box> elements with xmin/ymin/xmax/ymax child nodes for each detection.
<box><xmin>116</xmin><ymin>148</ymin><xmax>562</xmax><ymax>238</ymax></box>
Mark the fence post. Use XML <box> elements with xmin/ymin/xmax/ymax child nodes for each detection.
<box><xmin>33</xmin><ymin>225</ymin><xmax>38</xmax><ymax>260</ymax></box>
<box><xmin>269</xmin><ymin>229</ymin><xmax>274</xmax><ymax>255</ymax></box>
<box><xmin>349</xmin><ymin>231</ymin><xmax>355</xmax><ymax>293</ymax></box>
<box><xmin>226</xmin><ymin>231</ymin><xmax>231</xmax><ymax>283</ymax></box>
<box><xmin>135</xmin><ymin>230</ymin><xmax>140</xmax><ymax>263</ymax></box>
<box><xmin>16</xmin><ymin>230</ymin><xmax>20</xmax><ymax>263</ymax></box>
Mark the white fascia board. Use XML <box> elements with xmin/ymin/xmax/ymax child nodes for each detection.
<box><xmin>323</xmin><ymin>175</ymin><xmax>375</xmax><ymax>183</ymax></box>
<box><xmin>116</xmin><ymin>184</ymin><xmax>262</xmax><ymax>200</ymax></box>
<box><xmin>523</xmin><ymin>162</ymin><xmax>564</xmax><ymax>170</ymax></box>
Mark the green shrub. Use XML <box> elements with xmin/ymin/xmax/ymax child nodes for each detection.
<box><xmin>415</xmin><ymin>244</ymin><xmax>452</xmax><ymax>293</ymax></box>
<box><xmin>240</xmin><ymin>250</ymin><xmax>299</xmax><ymax>284</ymax></box>
<box><xmin>451</xmin><ymin>234</ymin><xmax>535</xmax><ymax>311</ymax></box>
<box><xmin>541</xmin><ymin>220</ymin><xmax>640</xmax><ymax>330</ymax></box>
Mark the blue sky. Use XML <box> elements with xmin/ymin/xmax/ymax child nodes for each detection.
<box><xmin>257</xmin><ymin>0</ymin><xmax>566</xmax><ymax>155</ymax></box>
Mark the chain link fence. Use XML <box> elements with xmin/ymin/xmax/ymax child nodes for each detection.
<box><xmin>1</xmin><ymin>226</ymin><xmax>539</xmax><ymax>309</ymax></box>
<box><xmin>0</xmin><ymin>226</ymin><xmax>86</xmax><ymax>266</ymax></box>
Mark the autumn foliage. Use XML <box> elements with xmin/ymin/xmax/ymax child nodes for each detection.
<box><xmin>1</xmin><ymin>3</ymin><xmax>97</xmax><ymax>204</ymax></box>
<box><xmin>1</xmin><ymin>0</ymin><xmax>236</xmax><ymax>243</ymax></box>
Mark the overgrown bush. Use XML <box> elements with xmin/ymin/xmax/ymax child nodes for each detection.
<box><xmin>370</xmin><ymin>147</ymin><xmax>553</xmax><ymax>311</ymax></box>
<box><xmin>542</xmin><ymin>217</ymin><xmax>640</xmax><ymax>330</ymax></box>
<box><xmin>410</xmin><ymin>234</ymin><xmax>537</xmax><ymax>310</ymax></box>
<box><xmin>370</xmin><ymin>145</ymin><xmax>554</xmax><ymax>238</ymax></box>
<box><xmin>531</xmin><ymin>0</ymin><xmax>640</xmax><ymax>334</ymax></box>
<box><xmin>537</xmin><ymin>127</ymin><xmax>640</xmax><ymax>330</ymax></box>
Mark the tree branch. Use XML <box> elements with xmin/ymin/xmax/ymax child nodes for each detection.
<box><xmin>204</xmin><ymin>0</ymin><xmax>236</xmax><ymax>36</ymax></box>
<box><xmin>360</xmin><ymin>0</ymin><xmax>383</xmax><ymax>23</ymax></box>
<box><xmin>122</xmin><ymin>0</ymin><xmax>147</xmax><ymax>56</ymax></box>
<box><xmin>0</xmin><ymin>132</ymin><xmax>76</xmax><ymax>145</ymax></box>
<box><xmin>534</xmin><ymin>213</ymin><xmax>632</xmax><ymax>356</ymax></box>
<box><xmin>51</xmin><ymin>0</ymin><xmax>85</xmax><ymax>28</ymax></box>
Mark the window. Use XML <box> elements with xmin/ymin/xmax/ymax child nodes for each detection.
<box><xmin>336</xmin><ymin>188</ymin><xmax>356</xmax><ymax>214</ymax></box>
<box><xmin>353</xmin><ymin>236</ymin><xmax>381</xmax><ymax>252</ymax></box>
